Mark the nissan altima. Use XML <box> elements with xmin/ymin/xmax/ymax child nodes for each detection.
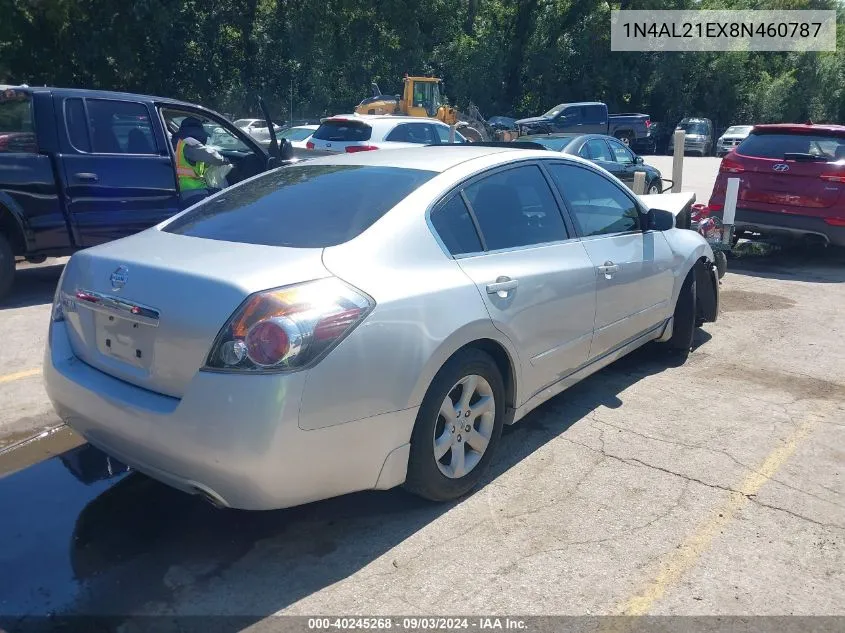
<box><xmin>44</xmin><ymin>146</ymin><xmax>719</xmax><ymax>510</ymax></box>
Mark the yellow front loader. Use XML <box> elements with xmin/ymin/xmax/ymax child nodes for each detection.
<box><xmin>354</xmin><ymin>75</ymin><xmax>488</xmax><ymax>142</ymax></box>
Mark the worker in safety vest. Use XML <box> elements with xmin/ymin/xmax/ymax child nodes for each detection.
<box><xmin>172</xmin><ymin>116</ymin><xmax>229</xmax><ymax>203</ymax></box>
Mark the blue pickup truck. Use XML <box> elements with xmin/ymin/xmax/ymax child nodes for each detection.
<box><xmin>515</xmin><ymin>101</ymin><xmax>651</xmax><ymax>149</ymax></box>
<box><xmin>0</xmin><ymin>86</ymin><xmax>304</xmax><ymax>299</ymax></box>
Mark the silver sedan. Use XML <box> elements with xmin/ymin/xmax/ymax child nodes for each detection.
<box><xmin>44</xmin><ymin>146</ymin><xmax>719</xmax><ymax>510</ymax></box>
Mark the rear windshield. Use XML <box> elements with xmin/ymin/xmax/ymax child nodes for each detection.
<box><xmin>678</xmin><ymin>121</ymin><xmax>708</xmax><ymax>134</ymax></box>
<box><xmin>523</xmin><ymin>136</ymin><xmax>575</xmax><ymax>151</ymax></box>
<box><xmin>737</xmin><ymin>132</ymin><xmax>845</xmax><ymax>161</ymax></box>
<box><xmin>163</xmin><ymin>165</ymin><xmax>436</xmax><ymax>247</ymax></box>
<box><xmin>312</xmin><ymin>120</ymin><xmax>372</xmax><ymax>142</ymax></box>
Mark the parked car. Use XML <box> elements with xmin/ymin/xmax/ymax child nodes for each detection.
<box><xmin>639</xmin><ymin>121</ymin><xmax>672</xmax><ymax>155</ymax></box>
<box><xmin>716</xmin><ymin>125</ymin><xmax>753</xmax><ymax>156</ymax></box>
<box><xmin>514</xmin><ymin>102</ymin><xmax>651</xmax><ymax>148</ymax></box>
<box><xmin>278</xmin><ymin>124</ymin><xmax>319</xmax><ymax>149</ymax></box>
<box><xmin>517</xmin><ymin>133</ymin><xmax>664</xmax><ymax>194</ymax></box>
<box><xmin>306</xmin><ymin>115</ymin><xmax>467</xmax><ymax>152</ymax></box>
<box><xmin>669</xmin><ymin>118</ymin><xmax>715</xmax><ymax>156</ymax></box>
<box><xmin>708</xmin><ymin>123</ymin><xmax>845</xmax><ymax>247</ymax></box>
<box><xmin>44</xmin><ymin>145</ymin><xmax>719</xmax><ymax>511</ymax></box>
<box><xmin>0</xmin><ymin>86</ymin><xmax>303</xmax><ymax>299</ymax></box>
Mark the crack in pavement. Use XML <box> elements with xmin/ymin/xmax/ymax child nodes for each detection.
<box><xmin>590</xmin><ymin>418</ymin><xmax>845</xmax><ymax>511</ymax></box>
<box><xmin>562</xmin><ymin>437</ymin><xmax>845</xmax><ymax>532</ymax></box>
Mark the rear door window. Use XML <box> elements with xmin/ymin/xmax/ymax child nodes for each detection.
<box><xmin>433</xmin><ymin>125</ymin><xmax>466</xmax><ymax>144</ymax></box>
<box><xmin>64</xmin><ymin>98</ymin><xmax>91</xmax><ymax>152</ymax></box>
<box><xmin>583</xmin><ymin>105</ymin><xmax>606</xmax><ymax>124</ymax></box>
<box><xmin>463</xmin><ymin>165</ymin><xmax>568</xmax><ymax>250</ymax></box>
<box><xmin>430</xmin><ymin>194</ymin><xmax>483</xmax><ymax>255</ymax></box>
<box><xmin>738</xmin><ymin>132</ymin><xmax>845</xmax><ymax>161</ymax></box>
<box><xmin>386</xmin><ymin>123</ymin><xmax>436</xmax><ymax>144</ymax></box>
<box><xmin>0</xmin><ymin>89</ymin><xmax>37</xmax><ymax>153</ymax></box>
<box><xmin>86</xmin><ymin>99</ymin><xmax>157</xmax><ymax>154</ymax></box>
<box><xmin>164</xmin><ymin>165</ymin><xmax>436</xmax><ymax>247</ymax></box>
<box><xmin>312</xmin><ymin>120</ymin><xmax>372</xmax><ymax>142</ymax></box>
<box><xmin>585</xmin><ymin>139</ymin><xmax>613</xmax><ymax>162</ymax></box>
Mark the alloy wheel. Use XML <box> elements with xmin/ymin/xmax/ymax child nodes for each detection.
<box><xmin>433</xmin><ymin>374</ymin><xmax>496</xmax><ymax>479</ymax></box>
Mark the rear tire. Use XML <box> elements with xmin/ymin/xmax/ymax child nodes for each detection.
<box><xmin>0</xmin><ymin>233</ymin><xmax>15</xmax><ymax>301</ymax></box>
<box><xmin>616</xmin><ymin>132</ymin><xmax>633</xmax><ymax>147</ymax></box>
<box><xmin>666</xmin><ymin>271</ymin><xmax>696</xmax><ymax>357</ymax></box>
<box><xmin>404</xmin><ymin>349</ymin><xmax>505</xmax><ymax>502</ymax></box>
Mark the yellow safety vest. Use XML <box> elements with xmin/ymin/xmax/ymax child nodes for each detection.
<box><xmin>175</xmin><ymin>139</ymin><xmax>207</xmax><ymax>190</ymax></box>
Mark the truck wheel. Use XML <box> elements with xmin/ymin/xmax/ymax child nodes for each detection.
<box><xmin>615</xmin><ymin>132</ymin><xmax>633</xmax><ymax>147</ymax></box>
<box><xmin>0</xmin><ymin>233</ymin><xmax>15</xmax><ymax>301</ymax></box>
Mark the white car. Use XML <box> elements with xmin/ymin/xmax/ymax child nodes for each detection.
<box><xmin>307</xmin><ymin>114</ymin><xmax>467</xmax><ymax>153</ymax></box>
<box><xmin>233</xmin><ymin>118</ymin><xmax>282</xmax><ymax>146</ymax></box>
<box><xmin>44</xmin><ymin>146</ymin><xmax>718</xmax><ymax>510</ymax></box>
<box><xmin>279</xmin><ymin>124</ymin><xmax>319</xmax><ymax>149</ymax></box>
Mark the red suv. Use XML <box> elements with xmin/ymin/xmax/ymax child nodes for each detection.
<box><xmin>708</xmin><ymin>124</ymin><xmax>845</xmax><ymax>247</ymax></box>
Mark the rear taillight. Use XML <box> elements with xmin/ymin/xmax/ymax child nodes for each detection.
<box><xmin>707</xmin><ymin>203</ymin><xmax>724</xmax><ymax>212</ymax></box>
<box><xmin>820</xmin><ymin>174</ymin><xmax>845</xmax><ymax>183</ymax></box>
<box><xmin>204</xmin><ymin>278</ymin><xmax>373</xmax><ymax>373</ymax></box>
<box><xmin>51</xmin><ymin>265</ymin><xmax>69</xmax><ymax>322</ymax></box>
<box><xmin>719</xmin><ymin>157</ymin><xmax>745</xmax><ymax>174</ymax></box>
<box><xmin>824</xmin><ymin>217</ymin><xmax>845</xmax><ymax>226</ymax></box>
<box><xmin>346</xmin><ymin>145</ymin><xmax>379</xmax><ymax>153</ymax></box>
<box><xmin>306</xmin><ymin>141</ymin><xmax>314</xmax><ymax>149</ymax></box>
<box><xmin>645</xmin><ymin>119</ymin><xmax>651</xmax><ymax>128</ymax></box>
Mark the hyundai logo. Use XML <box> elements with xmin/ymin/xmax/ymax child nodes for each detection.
<box><xmin>110</xmin><ymin>265</ymin><xmax>129</xmax><ymax>290</ymax></box>
<box><xmin>773</xmin><ymin>163</ymin><xmax>790</xmax><ymax>172</ymax></box>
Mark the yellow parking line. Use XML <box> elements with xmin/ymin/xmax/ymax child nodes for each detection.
<box><xmin>0</xmin><ymin>368</ymin><xmax>42</xmax><ymax>385</ymax></box>
<box><xmin>615</xmin><ymin>413</ymin><xmax>820</xmax><ymax>616</ymax></box>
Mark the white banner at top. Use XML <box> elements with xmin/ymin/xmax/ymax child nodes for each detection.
<box><xmin>610</xmin><ymin>10</ymin><xmax>837</xmax><ymax>52</ymax></box>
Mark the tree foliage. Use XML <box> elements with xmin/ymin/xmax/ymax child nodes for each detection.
<box><xmin>1</xmin><ymin>0</ymin><xmax>842</xmax><ymax>127</ymax></box>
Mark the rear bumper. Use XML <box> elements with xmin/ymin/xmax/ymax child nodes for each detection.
<box><xmin>44</xmin><ymin>321</ymin><xmax>415</xmax><ymax>510</ymax></box>
<box><xmin>733</xmin><ymin>208</ymin><xmax>845</xmax><ymax>247</ymax></box>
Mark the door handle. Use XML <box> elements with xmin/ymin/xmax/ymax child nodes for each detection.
<box><xmin>486</xmin><ymin>277</ymin><xmax>519</xmax><ymax>297</ymax></box>
<box><xmin>597</xmin><ymin>261</ymin><xmax>620</xmax><ymax>279</ymax></box>
<box><xmin>74</xmin><ymin>172</ymin><xmax>99</xmax><ymax>182</ymax></box>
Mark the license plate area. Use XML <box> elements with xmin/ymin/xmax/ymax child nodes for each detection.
<box><xmin>95</xmin><ymin>312</ymin><xmax>155</xmax><ymax>370</ymax></box>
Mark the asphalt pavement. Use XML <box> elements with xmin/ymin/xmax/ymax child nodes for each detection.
<box><xmin>0</xmin><ymin>158</ymin><xmax>842</xmax><ymax>629</ymax></box>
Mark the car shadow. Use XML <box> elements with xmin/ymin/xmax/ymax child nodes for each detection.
<box><xmin>726</xmin><ymin>243</ymin><xmax>845</xmax><ymax>284</ymax></box>
<box><xmin>0</xmin><ymin>263</ymin><xmax>65</xmax><ymax>309</ymax></box>
<box><xmin>0</xmin><ymin>334</ymin><xmax>712</xmax><ymax>630</ymax></box>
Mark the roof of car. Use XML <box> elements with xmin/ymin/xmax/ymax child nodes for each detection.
<box><xmin>519</xmin><ymin>133</ymin><xmax>580</xmax><ymax>139</ymax></box>
<box><xmin>752</xmin><ymin>123</ymin><xmax>845</xmax><ymax>136</ymax></box>
<box><xmin>293</xmin><ymin>145</ymin><xmax>557</xmax><ymax>173</ymax></box>
<box><xmin>10</xmin><ymin>85</ymin><xmax>207</xmax><ymax>110</ymax></box>
<box><xmin>554</xmin><ymin>101</ymin><xmax>604</xmax><ymax>107</ymax></box>
<box><xmin>322</xmin><ymin>114</ymin><xmax>451</xmax><ymax>126</ymax></box>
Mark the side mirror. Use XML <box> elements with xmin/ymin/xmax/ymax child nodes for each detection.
<box><xmin>644</xmin><ymin>208</ymin><xmax>675</xmax><ymax>231</ymax></box>
<box><xmin>635</xmin><ymin>155</ymin><xmax>644</xmax><ymax>164</ymax></box>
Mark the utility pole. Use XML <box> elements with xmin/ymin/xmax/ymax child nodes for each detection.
<box><xmin>290</xmin><ymin>76</ymin><xmax>294</xmax><ymax>125</ymax></box>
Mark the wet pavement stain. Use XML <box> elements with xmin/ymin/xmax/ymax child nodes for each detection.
<box><xmin>0</xmin><ymin>438</ymin><xmax>442</xmax><ymax>629</ymax></box>
<box><xmin>719</xmin><ymin>289</ymin><xmax>796</xmax><ymax>313</ymax></box>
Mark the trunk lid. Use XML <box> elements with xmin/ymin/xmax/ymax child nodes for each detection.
<box><xmin>59</xmin><ymin>230</ymin><xmax>329</xmax><ymax>398</ymax></box>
